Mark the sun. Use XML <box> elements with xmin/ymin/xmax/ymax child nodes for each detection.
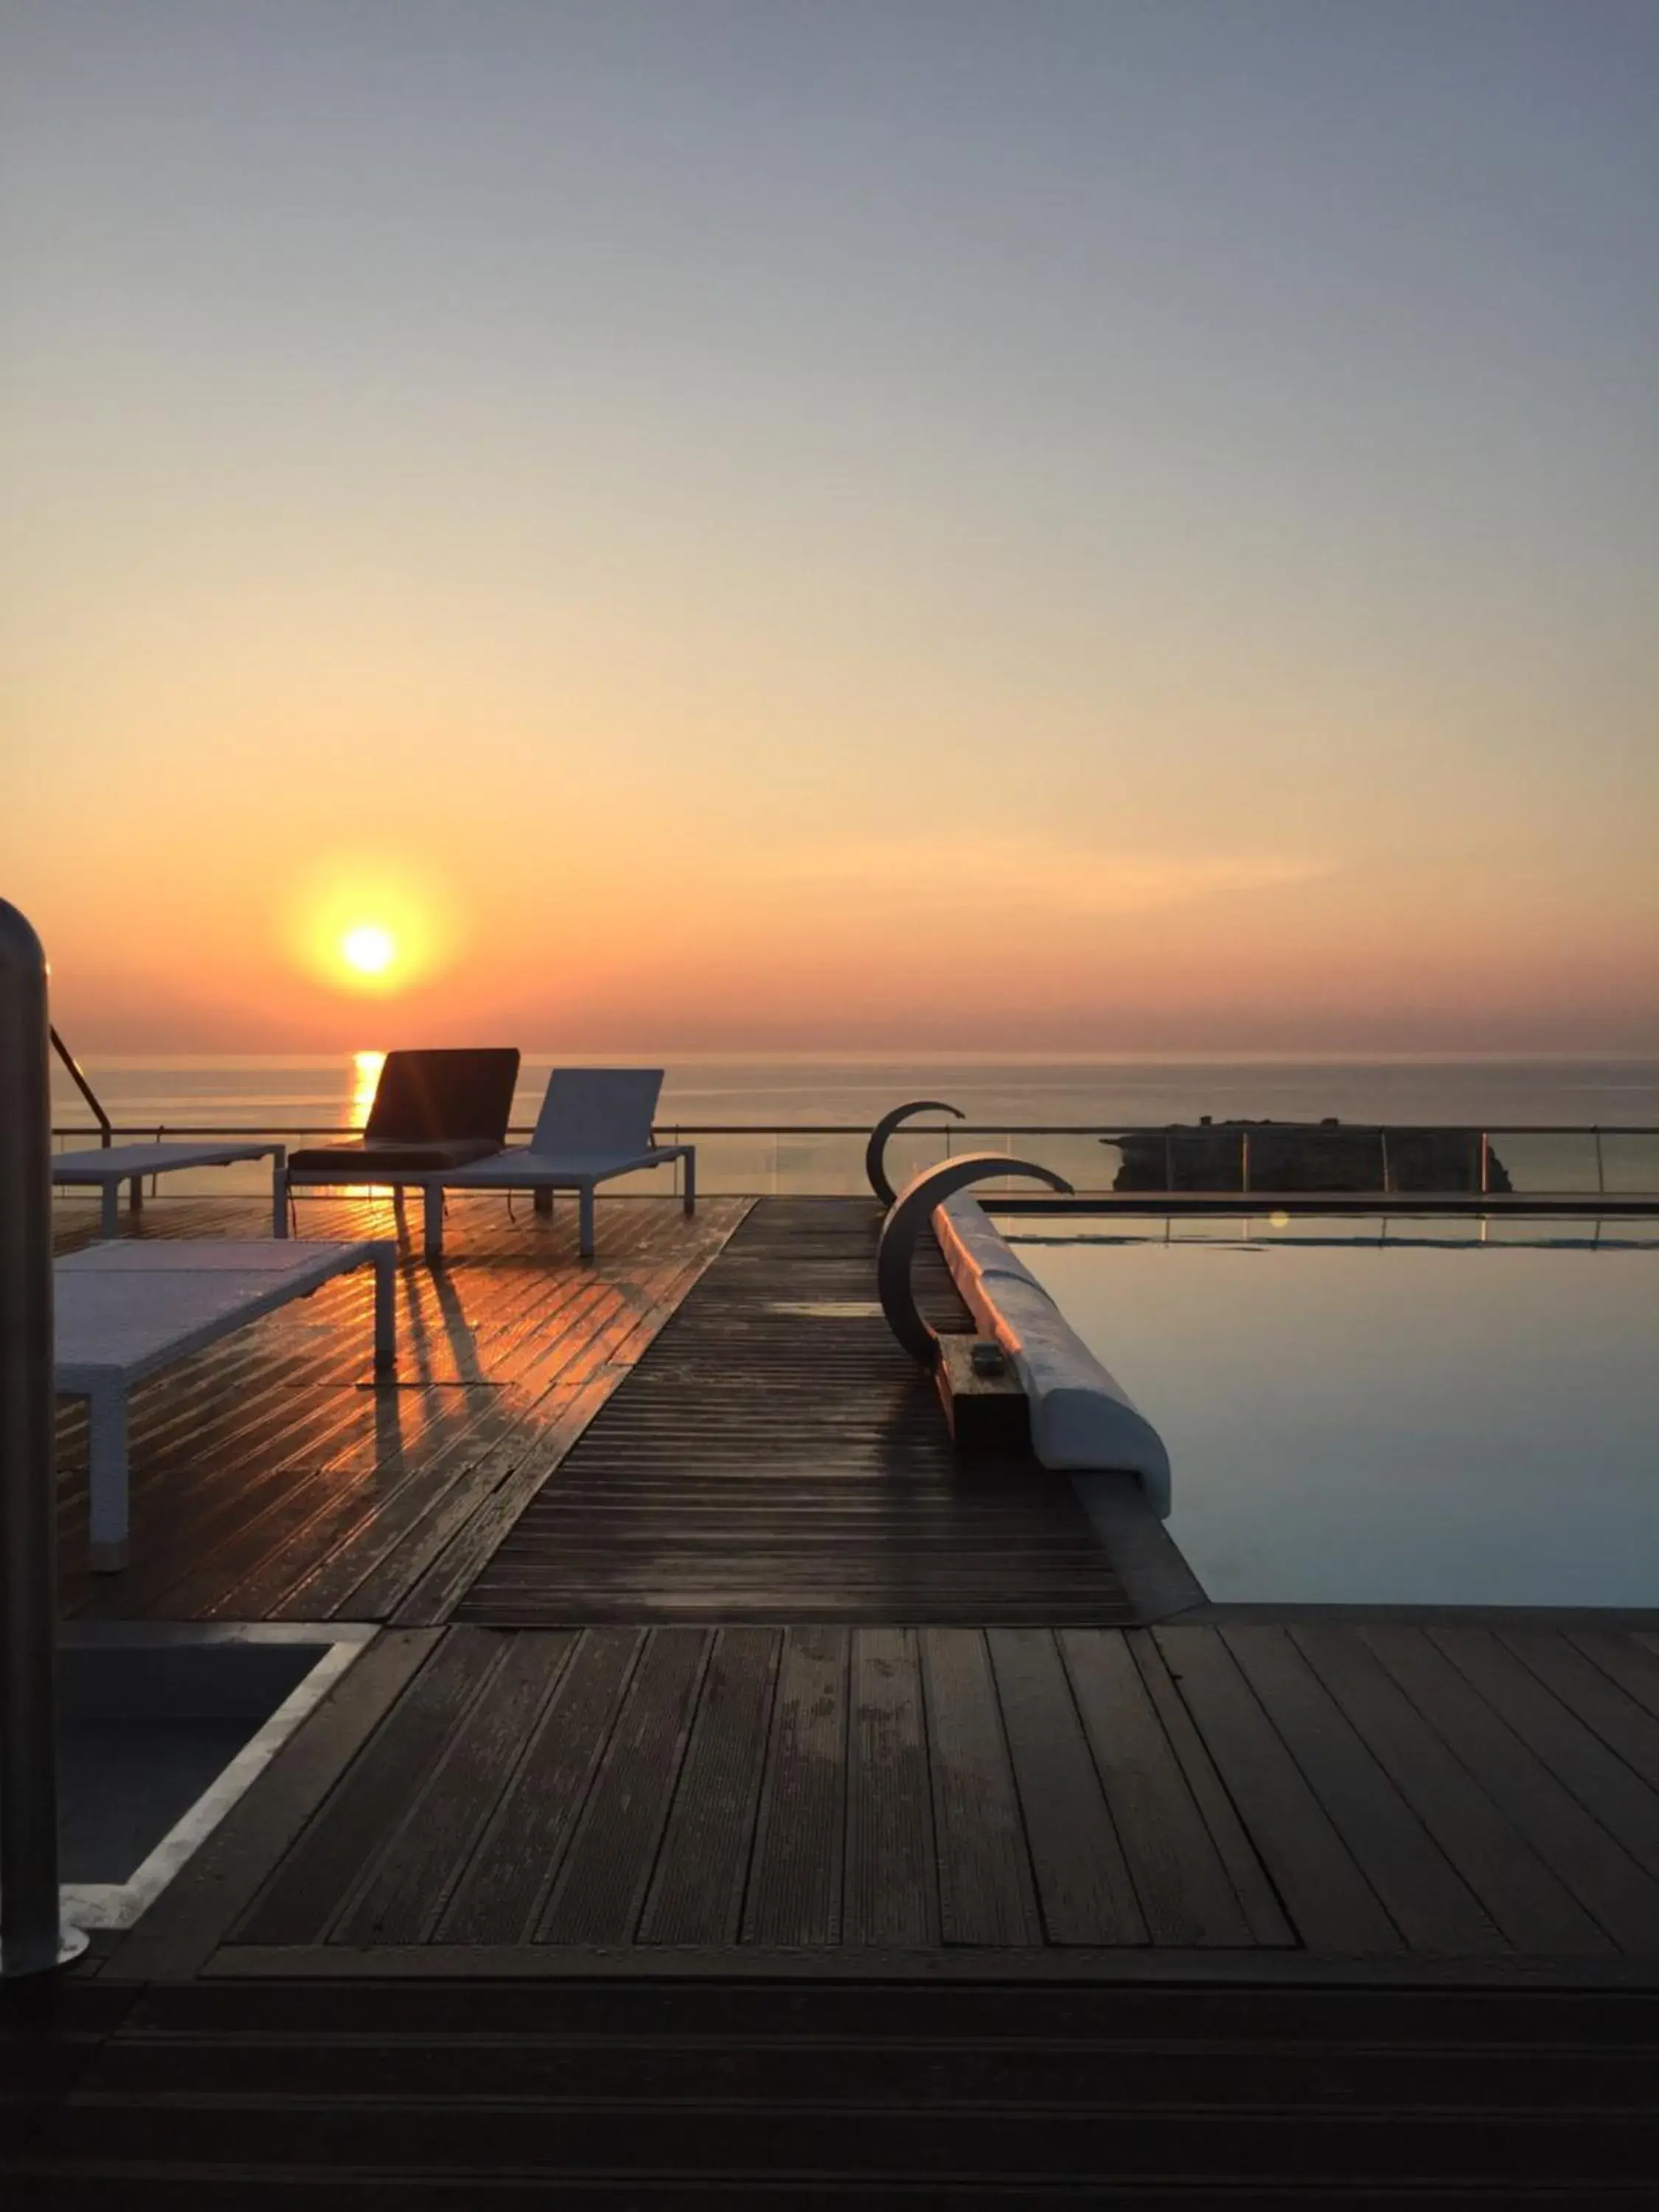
<box><xmin>284</xmin><ymin>858</ymin><xmax>457</xmax><ymax>997</ymax></box>
<box><xmin>341</xmin><ymin>924</ymin><xmax>397</xmax><ymax>977</ymax></box>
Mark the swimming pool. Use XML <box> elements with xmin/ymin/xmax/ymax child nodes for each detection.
<box><xmin>998</xmin><ymin>1214</ymin><xmax>1659</xmax><ymax>1609</ymax></box>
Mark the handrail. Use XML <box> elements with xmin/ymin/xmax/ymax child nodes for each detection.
<box><xmin>44</xmin><ymin>1115</ymin><xmax>1659</xmax><ymax>1204</ymax></box>
<box><xmin>49</xmin><ymin>1028</ymin><xmax>112</xmax><ymax>1147</ymax></box>
<box><xmin>45</xmin><ymin>1119</ymin><xmax>1659</xmax><ymax>1138</ymax></box>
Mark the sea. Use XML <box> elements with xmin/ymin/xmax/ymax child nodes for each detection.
<box><xmin>49</xmin><ymin>1053</ymin><xmax>1659</xmax><ymax>1200</ymax></box>
<box><xmin>48</xmin><ymin>1051</ymin><xmax>1659</xmax><ymax>1135</ymax></box>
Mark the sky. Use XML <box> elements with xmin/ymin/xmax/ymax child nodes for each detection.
<box><xmin>4</xmin><ymin>0</ymin><xmax>1656</xmax><ymax>1054</ymax></box>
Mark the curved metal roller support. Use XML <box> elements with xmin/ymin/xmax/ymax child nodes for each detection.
<box><xmin>864</xmin><ymin>1099</ymin><xmax>966</xmax><ymax>1209</ymax></box>
<box><xmin>877</xmin><ymin>1152</ymin><xmax>1072</xmax><ymax>1366</ymax></box>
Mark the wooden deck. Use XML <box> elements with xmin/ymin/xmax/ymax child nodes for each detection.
<box><xmin>14</xmin><ymin>1194</ymin><xmax>1659</xmax><ymax>2201</ymax></box>
<box><xmin>51</xmin><ymin>1192</ymin><xmax>748</xmax><ymax>1624</ymax></box>
<box><xmin>462</xmin><ymin>1197</ymin><xmax>1132</xmax><ymax>1624</ymax></box>
<box><xmin>108</xmin><ymin>1614</ymin><xmax>1656</xmax><ymax>1978</ymax></box>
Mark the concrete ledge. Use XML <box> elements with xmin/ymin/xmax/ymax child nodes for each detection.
<box><xmin>933</xmin><ymin>1193</ymin><xmax>1173</xmax><ymax>1518</ymax></box>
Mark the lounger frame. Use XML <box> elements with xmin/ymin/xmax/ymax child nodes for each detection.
<box><xmin>54</xmin><ymin>1240</ymin><xmax>396</xmax><ymax>1570</ymax></box>
<box><xmin>53</xmin><ymin>1141</ymin><xmax>288</xmax><ymax>1237</ymax></box>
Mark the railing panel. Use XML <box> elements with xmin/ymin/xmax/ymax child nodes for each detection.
<box><xmin>1486</xmin><ymin>1130</ymin><xmax>1603</xmax><ymax>1194</ymax></box>
<box><xmin>879</xmin><ymin>1128</ymin><xmax>958</xmax><ymax>1197</ymax></box>
<box><xmin>1600</xmin><ymin>1132</ymin><xmax>1659</xmax><ymax>1194</ymax></box>
<box><xmin>43</xmin><ymin>1120</ymin><xmax>1659</xmax><ymax>1203</ymax></box>
<box><xmin>769</xmin><ymin>1132</ymin><xmax>872</xmax><ymax>1194</ymax></box>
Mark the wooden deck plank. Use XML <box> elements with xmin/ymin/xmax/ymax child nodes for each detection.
<box><xmin>1290</xmin><ymin>1624</ymin><xmax>1612</xmax><ymax>1955</ymax></box>
<box><xmin>72</xmin><ymin>2010</ymin><xmax>1659</xmax><ymax>2108</ymax></box>
<box><xmin>535</xmin><ymin>1628</ymin><xmax>710</xmax><ymax>1944</ymax></box>
<box><xmin>1060</xmin><ymin>1628</ymin><xmax>1256</xmax><ymax>1947</ymax></box>
<box><xmin>989</xmin><ymin>1627</ymin><xmax>1146</xmax><ymax>1946</ymax></box>
<box><xmin>1502</xmin><ymin>1627</ymin><xmax>1659</xmax><ymax>1782</ymax></box>
<box><xmin>921</xmin><ymin>1627</ymin><xmax>1040</xmax><ymax>1946</ymax></box>
<box><xmin>1152</xmin><ymin>1626</ymin><xmax>1404</xmax><ymax>1956</ymax></box>
<box><xmin>1571</xmin><ymin>1628</ymin><xmax>1659</xmax><ymax>1725</ymax></box>
<box><xmin>50</xmin><ymin>1194</ymin><xmax>745</xmax><ymax>1621</ymax></box>
<box><xmin>393</xmin><ymin>1248</ymin><xmax>732</xmax><ymax>1625</ymax></box>
<box><xmin>1430</xmin><ymin>1627</ymin><xmax>1659</xmax><ymax>1884</ymax></box>
<box><xmin>1222</xmin><ymin>1624</ymin><xmax>1506</xmax><ymax>1957</ymax></box>
<box><xmin>640</xmin><ymin>1627</ymin><xmax>781</xmax><ymax>1946</ymax></box>
<box><xmin>1126</xmin><ymin>1630</ymin><xmax>1295</xmax><ymax>1946</ymax></box>
<box><xmin>1360</xmin><ymin>1624</ymin><xmax>1659</xmax><ymax>1955</ymax></box>
<box><xmin>460</xmin><ymin>1200</ymin><xmax>1130</xmax><ymax>1627</ymax></box>
<box><xmin>742</xmin><ymin>1627</ymin><xmax>849</xmax><ymax>1946</ymax></box>
<box><xmin>233</xmin><ymin>1629</ymin><xmax>505</xmax><ymax>1945</ymax></box>
<box><xmin>844</xmin><ymin>1627</ymin><xmax>938</xmax><ymax>1947</ymax></box>
<box><xmin>435</xmin><ymin>1627</ymin><xmax>645</xmax><ymax>1944</ymax></box>
<box><xmin>332</xmin><ymin>1632</ymin><xmax>576</xmax><ymax>1945</ymax></box>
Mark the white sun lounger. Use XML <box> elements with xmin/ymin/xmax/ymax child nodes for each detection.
<box><xmin>420</xmin><ymin>1068</ymin><xmax>695</xmax><ymax>1259</ymax></box>
<box><xmin>53</xmin><ymin>1141</ymin><xmax>288</xmax><ymax>1237</ymax></box>
<box><xmin>54</xmin><ymin>1239</ymin><xmax>396</xmax><ymax>1571</ymax></box>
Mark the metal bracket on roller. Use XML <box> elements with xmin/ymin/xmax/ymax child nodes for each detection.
<box><xmin>876</xmin><ymin>1153</ymin><xmax>1072</xmax><ymax>1366</ymax></box>
<box><xmin>863</xmin><ymin>1099</ymin><xmax>965</xmax><ymax>1209</ymax></box>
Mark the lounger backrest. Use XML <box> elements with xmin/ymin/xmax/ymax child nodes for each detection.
<box><xmin>365</xmin><ymin>1049</ymin><xmax>521</xmax><ymax>1145</ymax></box>
<box><xmin>532</xmin><ymin>1068</ymin><xmax>664</xmax><ymax>1157</ymax></box>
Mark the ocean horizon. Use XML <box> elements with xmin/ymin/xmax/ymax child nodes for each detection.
<box><xmin>49</xmin><ymin>1051</ymin><xmax>1659</xmax><ymax>1138</ymax></box>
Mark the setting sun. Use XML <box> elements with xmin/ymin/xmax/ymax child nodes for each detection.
<box><xmin>341</xmin><ymin>925</ymin><xmax>396</xmax><ymax>976</ymax></box>
<box><xmin>279</xmin><ymin>855</ymin><xmax>459</xmax><ymax>1001</ymax></box>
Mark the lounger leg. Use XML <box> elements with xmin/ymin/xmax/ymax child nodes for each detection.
<box><xmin>271</xmin><ymin>1147</ymin><xmax>289</xmax><ymax>1238</ymax></box>
<box><xmin>100</xmin><ymin>1181</ymin><xmax>119</xmax><ymax>1238</ymax></box>
<box><xmin>371</xmin><ymin>1246</ymin><xmax>397</xmax><ymax>1371</ymax></box>
<box><xmin>683</xmin><ymin>1147</ymin><xmax>697</xmax><ymax>1215</ymax></box>
<box><xmin>423</xmin><ymin>1186</ymin><xmax>445</xmax><ymax>1261</ymax></box>
<box><xmin>533</xmin><ymin>1189</ymin><xmax>554</xmax><ymax>1216</ymax></box>
<box><xmin>86</xmin><ymin>1383</ymin><xmax>130</xmax><ymax>1572</ymax></box>
<box><xmin>579</xmin><ymin>1184</ymin><xmax>595</xmax><ymax>1259</ymax></box>
<box><xmin>130</xmin><ymin>1175</ymin><xmax>144</xmax><ymax>1216</ymax></box>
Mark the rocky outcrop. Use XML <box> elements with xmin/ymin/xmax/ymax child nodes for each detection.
<box><xmin>1111</xmin><ymin>1119</ymin><xmax>1512</xmax><ymax>1195</ymax></box>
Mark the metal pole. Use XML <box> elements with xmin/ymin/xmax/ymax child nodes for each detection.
<box><xmin>49</xmin><ymin>1028</ymin><xmax>112</xmax><ymax>1148</ymax></box>
<box><xmin>0</xmin><ymin>902</ymin><xmax>86</xmax><ymax>1974</ymax></box>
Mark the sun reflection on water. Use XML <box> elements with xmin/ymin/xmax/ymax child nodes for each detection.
<box><xmin>350</xmin><ymin>1049</ymin><xmax>386</xmax><ymax>1130</ymax></box>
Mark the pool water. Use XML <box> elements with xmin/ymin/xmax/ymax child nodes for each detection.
<box><xmin>1002</xmin><ymin>1217</ymin><xmax>1659</xmax><ymax>1608</ymax></box>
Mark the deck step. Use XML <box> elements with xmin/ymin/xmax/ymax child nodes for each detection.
<box><xmin>7</xmin><ymin>1980</ymin><xmax>1657</xmax><ymax>2204</ymax></box>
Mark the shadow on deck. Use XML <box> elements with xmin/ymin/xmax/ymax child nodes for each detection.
<box><xmin>52</xmin><ymin>1192</ymin><xmax>748</xmax><ymax>1624</ymax></box>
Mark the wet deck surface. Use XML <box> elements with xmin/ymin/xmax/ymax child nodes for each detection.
<box><xmin>171</xmin><ymin>1613</ymin><xmax>1659</xmax><ymax>1974</ymax></box>
<box><xmin>16</xmin><ymin>1192</ymin><xmax>1659</xmax><ymax>2201</ymax></box>
<box><xmin>52</xmin><ymin>1192</ymin><xmax>748</xmax><ymax>1624</ymax></box>
<box><xmin>462</xmin><ymin>1197</ymin><xmax>1130</xmax><ymax>1624</ymax></box>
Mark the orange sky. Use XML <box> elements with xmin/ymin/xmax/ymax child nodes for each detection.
<box><xmin>6</xmin><ymin>5</ymin><xmax>1656</xmax><ymax>1055</ymax></box>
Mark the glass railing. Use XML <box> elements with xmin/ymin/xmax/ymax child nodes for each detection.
<box><xmin>46</xmin><ymin>1119</ymin><xmax>1659</xmax><ymax>1203</ymax></box>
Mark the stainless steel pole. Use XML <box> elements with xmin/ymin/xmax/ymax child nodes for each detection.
<box><xmin>1</xmin><ymin>901</ymin><xmax>84</xmax><ymax>1974</ymax></box>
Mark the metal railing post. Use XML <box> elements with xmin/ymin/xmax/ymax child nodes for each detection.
<box><xmin>1</xmin><ymin>902</ymin><xmax>86</xmax><ymax>1975</ymax></box>
<box><xmin>49</xmin><ymin>1026</ymin><xmax>111</xmax><ymax>1149</ymax></box>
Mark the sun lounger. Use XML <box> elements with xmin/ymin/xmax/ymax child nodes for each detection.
<box><xmin>283</xmin><ymin>1048</ymin><xmax>521</xmax><ymax>1210</ymax></box>
<box><xmin>55</xmin><ymin>1239</ymin><xmax>397</xmax><ymax>1570</ymax></box>
<box><xmin>420</xmin><ymin>1068</ymin><xmax>696</xmax><ymax>1259</ymax></box>
<box><xmin>53</xmin><ymin>1141</ymin><xmax>289</xmax><ymax>1237</ymax></box>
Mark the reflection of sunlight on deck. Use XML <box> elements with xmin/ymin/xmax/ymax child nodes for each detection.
<box><xmin>350</xmin><ymin>1049</ymin><xmax>385</xmax><ymax>1130</ymax></box>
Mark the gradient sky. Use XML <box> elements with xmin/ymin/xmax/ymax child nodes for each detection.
<box><xmin>4</xmin><ymin>0</ymin><xmax>1656</xmax><ymax>1051</ymax></box>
